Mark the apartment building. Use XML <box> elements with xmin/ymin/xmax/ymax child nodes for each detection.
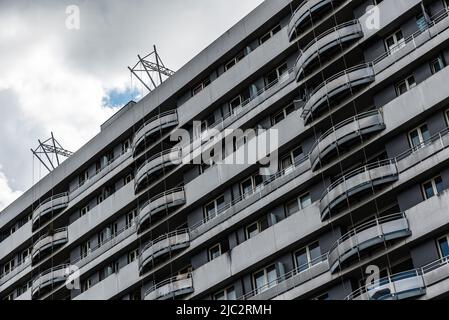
<box><xmin>2</xmin><ymin>0</ymin><xmax>449</xmax><ymax>300</ymax></box>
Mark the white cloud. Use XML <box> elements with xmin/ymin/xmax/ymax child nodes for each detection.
<box><xmin>0</xmin><ymin>167</ymin><xmax>23</xmax><ymax>211</ymax></box>
<box><xmin>0</xmin><ymin>0</ymin><xmax>264</xmax><ymax>211</ymax></box>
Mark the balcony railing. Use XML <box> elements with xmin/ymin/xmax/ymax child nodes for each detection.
<box><xmin>320</xmin><ymin>159</ymin><xmax>398</xmax><ymax>220</ymax></box>
<box><xmin>328</xmin><ymin>213</ymin><xmax>410</xmax><ymax>273</ymax></box>
<box><xmin>288</xmin><ymin>0</ymin><xmax>339</xmax><ymax>41</ymax></box>
<box><xmin>309</xmin><ymin>110</ymin><xmax>385</xmax><ymax>170</ymax></box>
<box><xmin>31</xmin><ymin>193</ymin><xmax>69</xmax><ymax>229</ymax></box>
<box><xmin>138</xmin><ymin>187</ymin><xmax>186</xmax><ymax>231</ymax></box>
<box><xmin>32</xmin><ymin>264</ymin><xmax>70</xmax><ymax>299</ymax></box>
<box><xmin>31</xmin><ymin>227</ymin><xmax>69</xmax><ymax>264</ymax></box>
<box><xmin>144</xmin><ymin>273</ymin><xmax>193</xmax><ymax>300</ymax></box>
<box><xmin>132</xmin><ymin>110</ymin><xmax>179</xmax><ymax>156</ymax></box>
<box><xmin>139</xmin><ymin>229</ymin><xmax>190</xmax><ymax>273</ymax></box>
<box><xmin>189</xmin><ymin>155</ymin><xmax>311</xmax><ymax>233</ymax></box>
<box><xmin>134</xmin><ymin>148</ymin><xmax>182</xmax><ymax>192</ymax></box>
<box><xmin>239</xmin><ymin>253</ymin><xmax>329</xmax><ymax>300</ymax></box>
<box><xmin>301</xmin><ymin>63</ymin><xmax>375</xmax><ymax>124</ymax></box>
<box><xmin>296</xmin><ymin>20</ymin><xmax>363</xmax><ymax>77</ymax></box>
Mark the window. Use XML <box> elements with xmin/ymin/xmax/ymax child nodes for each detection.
<box><xmin>98</xmin><ymin>223</ymin><xmax>118</xmax><ymax>245</ymax></box>
<box><xmin>203</xmin><ymin>196</ymin><xmax>225</xmax><ymax>221</ymax></box>
<box><xmin>245</xmin><ymin>216</ymin><xmax>269</xmax><ymax>240</ymax></box>
<box><xmin>259</xmin><ymin>24</ymin><xmax>281</xmax><ymax>44</ymax></box>
<box><xmin>264</xmin><ymin>62</ymin><xmax>288</xmax><ymax>87</ymax></box>
<box><xmin>128</xmin><ymin>248</ymin><xmax>139</xmax><ymax>264</ymax></box>
<box><xmin>20</xmin><ymin>247</ymin><xmax>31</xmax><ymax>264</ymax></box>
<box><xmin>252</xmin><ymin>265</ymin><xmax>278</xmax><ymax>294</ymax></box>
<box><xmin>99</xmin><ymin>261</ymin><xmax>119</xmax><ymax>281</ymax></box>
<box><xmin>79</xmin><ymin>170</ymin><xmax>89</xmax><ymax>186</ymax></box>
<box><xmin>408</xmin><ymin>124</ymin><xmax>430</xmax><ymax>149</ymax></box>
<box><xmin>438</xmin><ymin>235</ymin><xmax>449</xmax><ymax>259</ymax></box>
<box><xmin>395</xmin><ymin>75</ymin><xmax>416</xmax><ymax>96</ymax></box>
<box><xmin>214</xmin><ymin>286</ymin><xmax>236</xmax><ymax>300</ymax></box>
<box><xmin>80</xmin><ymin>205</ymin><xmax>90</xmax><ymax>217</ymax></box>
<box><xmin>229</xmin><ymin>95</ymin><xmax>243</xmax><ymax>114</ymax></box>
<box><xmin>271</xmin><ymin>102</ymin><xmax>295</xmax><ymax>126</ymax></box>
<box><xmin>208</xmin><ymin>243</ymin><xmax>222</xmax><ymax>261</ymax></box>
<box><xmin>82</xmin><ymin>279</ymin><xmax>92</xmax><ymax>293</ymax></box>
<box><xmin>80</xmin><ymin>241</ymin><xmax>91</xmax><ymax>258</ymax></box>
<box><xmin>2</xmin><ymin>258</ymin><xmax>15</xmax><ymax>276</ymax></box>
<box><xmin>192</xmin><ymin>77</ymin><xmax>211</xmax><ymax>96</ymax></box>
<box><xmin>422</xmin><ymin>176</ymin><xmax>444</xmax><ymax>200</ymax></box>
<box><xmin>430</xmin><ymin>55</ymin><xmax>446</xmax><ymax>74</ymax></box>
<box><xmin>124</xmin><ymin>173</ymin><xmax>133</xmax><ymax>185</ymax></box>
<box><xmin>201</xmin><ymin>113</ymin><xmax>216</xmax><ymax>134</ymax></box>
<box><xmin>240</xmin><ymin>174</ymin><xmax>264</xmax><ymax>197</ymax></box>
<box><xmin>126</xmin><ymin>210</ymin><xmax>138</xmax><ymax>228</ymax></box>
<box><xmin>122</xmin><ymin>139</ymin><xmax>131</xmax><ymax>154</ymax></box>
<box><xmin>280</xmin><ymin>146</ymin><xmax>304</xmax><ymax>172</ymax></box>
<box><xmin>285</xmin><ymin>192</ymin><xmax>312</xmax><ymax>216</ymax></box>
<box><xmin>294</xmin><ymin>242</ymin><xmax>321</xmax><ymax>272</ymax></box>
<box><xmin>97</xmin><ymin>194</ymin><xmax>104</xmax><ymax>205</ymax></box>
<box><xmin>225</xmin><ymin>51</ymin><xmax>245</xmax><ymax>71</ymax></box>
<box><xmin>385</xmin><ymin>29</ymin><xmax>405</xmax><ymax>54</ymax></box>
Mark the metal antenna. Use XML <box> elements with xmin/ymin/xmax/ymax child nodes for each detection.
<box><xmin>128</xmin><ymin>45</ymin><xmax>175</xmax><ymax>93</ymax></box>
<box><xmin>31</xmin><ymin>132</ymin><xmax>73</xmax><ymax>173</ymax></box>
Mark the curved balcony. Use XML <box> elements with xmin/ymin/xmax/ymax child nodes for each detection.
<box><xmin>296</xmin><ymin>20</ymin><xmax>363</xmax><ymax>78</ymax></box>
<box><xmin>346</xmin><ymin>270</ymin><xmax>426</xmax><ymax>300</ymax></box>
<box><xmin>328</xmin><ymin>213</ymin><xmax>410</xmax><ymax>273</ymax></box>
<box><xmin>32</xmin><ymin>193</ymin><xmax>69</xmax><ymax>229</ymax></box>
<box><xmin>288</xmin><ymin>0</ymin><xmax>339</xmax><ymax>41</ymax></box>
<box><xmin>320</xmin><ymin>160</ymin><xmax>398</xmax><ymax>220</ymax></box>
<box><xmin>31</xmin><ymin>228</ymin><xmax>69</xmax><ymax>264</ymax></box>
<box><xmin>138</xmin><ymin>187</ymin><xmax>186</xmax><ymax>231</ymax></box>
<box><xmin>301</xmin><ymin>63</ymin><xmax>375</xmax><ymax>124</ymax></box>
<box><xmin>309</xmin><ymin>110</ymin><xmax>385</xmax><ymax>170</ymax></box>
<box><xmin>32</xmin><ymin>264</ymin><xmax>70</xmax><ymax>299</ymax></box>
<box><xmin>134</xmin><ymin>148</ymin><xmax>182</xmax><ymax>192</ymax></box>
<box><xmin>144</xmin><ymin>273</ymin><xmax>193</xmax><ymax>300</ymax></box>
<box><xmin>139</xmin><ymin>229</ymin><xmax>190</xmax><ymax>273</ymax></box>
<box><xmin>133</xmin><ymin>110</ymin><xmax>178</xmax><ymax>156</ymax></box>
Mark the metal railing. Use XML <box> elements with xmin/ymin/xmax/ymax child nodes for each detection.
<box><xmin>328</xmin><ymin>212</ymin><xmax>407</xmax><ymax>255</ymax></box>
<box><xmin>301</xmin><ymin>63</ymin><xmax>375</xmax><ymax>118</ymax></box>
<box><xmin>238</xmin><ymin>253</ymin><xmax>329</xmax><ymax>300</ymax></box>
<box><xmin>309</xmin><ymin>109</ymin><xmax>383</xmax><ymax>156</ymax></box>
<box><xmin>136</xmin><ymin>148</ymin><xmax>182</xmax><ymax>173</ymax></box>
<box><xmin>139</xmin><ymin>186</ymin><xmax>185</xmax><ymax>216</ymax></box>
<box><xmin>32</xmin><ymin>264</ymin><xmax>70</xmax><ymax>289</ymax></box>
<box><xmin>321</xmin><ymin>159</ymin><xmax>397</xmax><ymax>200</ymax></box>
<box><xmin>144</xmin><ymin>272</ymin><xmax>193</xmax><ymax>298</ymax></box>
<box><xmin>33</xmin><ymin>192</ymin><xmax>69</xmax><ymax>214</ymax></box>
<box><xmin>189</xmin><ymin>155</ymin><xmax>310</xmax><ymax>231</ymax></box>
<box><xmin>140</xmin><ymin>228</ymin><xmax>190</xmax><ymax>263</ymax></box>
<box><xmin>134</xmin><ymin>110</ymin><xmax>178</xmax><ymax>139</ymax></box>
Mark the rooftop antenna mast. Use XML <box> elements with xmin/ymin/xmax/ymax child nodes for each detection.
<box><xmin>31</xmin><ymin>132</ymin><xmax>73</xmax><ymax>173</ymax></box>
<box><xmin>128</xmin><ymin>45</ymin><xmax>175</xmax><ymax>93</ymax></box>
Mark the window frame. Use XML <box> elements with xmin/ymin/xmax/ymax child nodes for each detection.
<box><xmin>293</xmin><ymin>241</ymin><xmax>321</xmax><ymax>272</ymax></box>
<box><xmin>421</xmin><ymin>175</ymin><xmax>444</xmax><ymax>200</ymax></box>
<box><xmin>208</xmin><ymin>243</ymin><xmax>222</xmax><ymax>262</ymax></box>
<box><xmin>408</xmin><ymin>123</ymin><xmax>430</xmax><ymax>149</ymax></box>
<box><xmin>252</xmin><ymin>264</ymin><xmax>278</xmax><ymax>294</ymax></box>
<box><xmin>203</xmin><ymin>195</ymin><xmax>225</xmax><ymax>221</ymax></box>
<box><xmin>395</xmin><ymin>74</ymin><xmax>416</xmax><ymax>96</ymax></box>
<box><xmin>384</xmin><ymin>29</ymin><xmax>405</xmax><ymax>54</ymax></box>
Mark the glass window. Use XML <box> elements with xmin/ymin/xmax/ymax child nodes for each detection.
<box><xmin>395</xmin><ymin>75</ymin><xmax>416</xmax><ymax>96</ymax></box>
<box><xmin>430</xmin><ymin>55</ymin><xmax>445</xmax><ymax>74</ymax></box>
<box><xmin>408</xmin><ymin>124</ymin><xmax>430</xmax><ymax>149</ymax></box>
<box><xmin>214</xmin><ymin>286</ymin><xmax>236</xmax><ymax>300</ymax></box>
<box><xmin>253</xmin><ymin>265</ymin><xmax>277</xmax><ymax>294</ymax></box>
<box><xmin>385</xmin><ymin>29</ymin><xmax>405</xmax><ymax>54</ymax></box>
<box><xmin>294</xmin><ymin>241</ymin><xmax>321</xmax><ymax>272</ymax></box>
<box><xmin>438</xmin><ymin>236</ymin><xmax>449</xmax><ymax>258</ymax></box>
<box><xmin>208</xmin><ymin>244</ymin><xmax>222</xmax><ymax>261</ymax></box>
<box><xmin>285</xmin><ymin>192</ymin><xmax>311</xmax><ymax>217</ymax></box>
<box><xmin>204</xmin><ymin>196</ymin><xmax>225</xmax><ymax>221</ymax></box>
<box><xmin>422</xmin><ymin>176</ymin><xmax>444</xmax><ymax>200</ymax></box>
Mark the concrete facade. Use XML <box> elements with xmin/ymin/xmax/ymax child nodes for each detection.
<box><xmin>3</xmin><ymin>0</ymin><xmax>449</xmax><ymax>300</ymax></box>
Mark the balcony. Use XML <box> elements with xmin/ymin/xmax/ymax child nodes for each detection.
<box><xmin>347</xmin><ymin>270</ymin><xmax>426</xmax><ymax>300</ymax></box>
<box><xmin>328</xmin><ymin>213</ymin><xmax>411</xmax><ymax>273</ymax></box>
<box><xmin>31</xmin><ymin>193</ymin><xmax>69</xmax><ymax>229</ymax></box>
<box><xmin>133</xmin><ymin>110</ymin><xmax>178</xmax><ymax>156</ymax></box>
<box><xmin>134</xmin><ymin>148</ymin><xmax>182</xmax><ymax>192</ymax></box>
<box><xmin>32</xmin><ymin>264</ymin><xmax>70</xmax><ymax>299</ymax></box>
<box><xmin>144</xmin><ymin>273</ymin><xmax>193</xmax><ymax>300</ymax></box>
<box><xmin>301</xmin><ymin>63</ymin><xmax>375</xmax><ymax>124</ymax></box>
<box><xmin>139</xmin><ymin>229</ymin><xmax>190</xmax><ymax>274</ymax></box>
<box><xmin>296</xmin><ymin>20</ymin><xmax>363</xmax><ymax>78</ymax></box>
<box><xmin>309</xmin><ymin>110</ymin><xmax>385</xmax><ymax>170</ymax></box>
<box><xmin>320</xmin><ymin>160</ymin><xmax>398</xmax><ymax>220</ymax></box>
<box><xmin>31</xmin><ymin>228</ymin><xmax>68</xmax><ymax>264</ymax></box>
<box><xmin>288</xmin><ymin>0</ymin><xmax>339</xmax><ymax>41</ymax></box>
<box><xmin>138</xmin><ymin>187</ymin><xmax>186</xmax><ymax>231</ymax></box>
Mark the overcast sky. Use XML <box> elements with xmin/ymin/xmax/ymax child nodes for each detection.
<box><xmin>0</xmin><ymin>0</ymin><xmax>264</xmax><ymax>211</ymax></box>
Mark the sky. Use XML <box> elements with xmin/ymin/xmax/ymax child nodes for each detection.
<box><xmin>0</xmin><ymin>0</ymin><xmax>264</xmax><ymax>211</ymax></box>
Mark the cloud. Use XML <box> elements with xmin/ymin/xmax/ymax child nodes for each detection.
<box><xmin>0</xmin><ymin>0</ymin><xmax>264</xmax><ymax>212</ymax></box>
